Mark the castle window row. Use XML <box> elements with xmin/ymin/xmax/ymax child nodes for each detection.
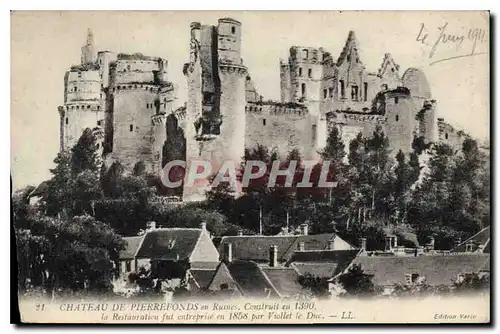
<box><xmin>115</xmin><ymin>85</ymin><xmax>156</xmax><ymax>92</ymax></box>
<box><xmin>66</xmin><ymin>104</ymin><xmax>101</xmax><ymax>111</ymax></box>
<box><xmin>336</xmin><ymin>80</ymin><xmax>368</xmax><ymax>102</ymax></box>
<box><xmin>297</xmin><ymin>67</ymin><xmax>313</xmax><ymax>78</ymax></box>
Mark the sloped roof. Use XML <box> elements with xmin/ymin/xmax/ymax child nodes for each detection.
<box><xmin>451</xmin><ymin>226</ymin><xmax>490</xmax><ymax>253</ymax></box>
<box><xmin>353</xmin><ymin>254</ymin><xmax>490</xmax><ymax>286</ymax></box>
<box><xmin>260</xmin><ymin>267</ymin><xmax>304</xmax><ymax>297</ymax></box>
<box><xmin>291</xmin><ymin>262</ymin><xmax>339</xmax><ymax>278</ymax></box>
<box><xmin>189</xmin><ymin>269</ymin><xmax>216</xmax><ymax>289</ymax></box>
<box><xmin>190</xmin><ymin>262</ymin><xmax>220</xmax><ymax>270</ymax></box>
<box><xmin>29</xmin><ymin>181</ymin><xmax>50</xmax><ymax>198</ymax></box>
<box><xmin>287</xmin><ymin>249</ymin><xmax>361</xmax><ymax>278</ymax></box>
<box><xmin>218</xmin><ymin>236</ymin><xmax>297</xmax><ymax>262</ymax></box>
<box><xmin>225</xmin><ymin>260</ymin><xmax>278</xmax><ymax>297</ymax></box>
<box><xmin>119</xmin><ymin>236</ymin><xmax>144</xmax><ymax>260</ymax></box>
<box><xmin>135</xmin><ymin>228</ymin><xmax>202</xmax><ymax>261</ymax></box>
<box><xmin>218</xmin><ymin>233</ymin><xmax>351</xmax><ymax>263</ymax></box>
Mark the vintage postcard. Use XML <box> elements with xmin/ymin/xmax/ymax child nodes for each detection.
<box><xmin>11</xmin><ymin>11</ymin><xmax>490</xmax><ymax>324</ymax></box>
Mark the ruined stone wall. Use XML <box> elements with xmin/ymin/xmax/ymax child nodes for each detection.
<box><xmin>245</xmin><ymin>103</ymin><xmax>312</xmax><ymax>160</ymax></box>
<box><xmin>279</xmin><ymin>60</ymin><xmax>292</xmax><ymax>102</ymax></box>
<box><xmin>245</xmin><ymin>75</ymin><xmax>260</xmax><ymax>103</ymax></box>
<box><xmin>288</xmin><ymin>46</ymin><xmax>324</xmax><ymax>117</ymax></box>
<box><xmin>111</xmin><ymin>85</ymin><xmax>162</xmax><ymax>172</ymax></box>
<box><xmin>384</xmin><ymin>92</ymin><xmax>417</xmax><ymax>154</ymax></box>
<box><xmin>417</xmin><ymin>99</ymin><xmax>438</xmax><ymax>143</ymax></box>
<box><xmin>111</xmin><ymin>59</ymin><xmax>161</xmax><ymax>85</ymax></box>
<box><xmin>150</xmin><ymin>113</ymin><xmax>167</xmax><ymax>176</ymax></box>
<box><xmin>218</xmin><ymin>64</ymin><xmax>247</xmax><ymax>163</ymax></box>
<box><xmin>438</xmin><ymin>118</ymin><xmax>466</xmax><ymax>151</ymax></box>
<box><xmin>96</xmin><ymin>51</ymin><xmax>118</xmax><ymax>89</ymax></box>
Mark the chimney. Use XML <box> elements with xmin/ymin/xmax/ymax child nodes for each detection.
<box><xmin>300</xmin><ymin>223</ymin><xmax>309</xmax><ymax>236</ymax></box>
<box><xmin>327</xmin><ymin>240</ymin><xmax>335</xmax><ymax>250</ymax></box>
<box><xmin>223</xmin><ymin>243</ymin><xmax>233</xmax><ymax>263</ymax></box>
<box><xmin>385</xmin><ymin>236</ymin><xmax>393</xmax><ymax>251</ymax></box>
<box><xmin>297</xmin><ymin>242</ymin><xmax>305</xmax><ymax>252</ymax></box>
<box><xmin>200</xmin><ymin>222</ymin><xmax>206</xmax><ymax>230</ymax></box>
<box><xmin>359</xmin><ymin>237</ymin><xmax>367</xmax><ymax>251</ymax></box>
<box><xmin>269</xmin><ymin>245</ymin><xmax>278</xmax><ymax>267</ymax></box>
<box><xmin>454</xmin><ymin>237</ymin><xmax>462</xmax><ymax>248</ymax></box>
<box><xmin>426</xmin><ymin>237</ymin><xmax>435</xmax><ymax>252</ymax></box>
<box><xmin>146</xmin><ymin>221</ymin><xmax>156</xmax><ymax>230</ymax></box>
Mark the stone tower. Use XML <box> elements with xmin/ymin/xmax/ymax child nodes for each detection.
<box><xmin>59</xmin><ymin>29</ymin><xmax>103</xmax><ymax>151</ymax></box>
<box><xmin>81</xmin><ymin>28</ymin><xmax>96</xmax><ymax>65</ymax></box>
<box><xmin>216</xmin><ymin>18</ymin><xmax>247</xmax><ymax>164</ymax></box>
<box><xmin>182</xmin><ymin>18</ymin><xmax>247</xmax><ymax>201</ymax></box>
<box><xmin>108</xmin><ymin>55</ymin><xmax>174</xmax><ymax>175</ymax></box>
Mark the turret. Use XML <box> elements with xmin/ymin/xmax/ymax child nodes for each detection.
<box><xmin>217</xmin><ymin>18</ymin><xmax>242</xmax><ymax>65</ymax></box>
<box><xmin>81</xmin><ymin>28</ymin><xmax>96</xmax><ymax>65</ymax></box>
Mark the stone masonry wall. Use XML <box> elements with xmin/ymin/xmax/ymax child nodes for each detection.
<box><xmin>245</xmin><ymin>103</ymin><xmax>312</xmax><ymax>160</ymax></box>
<box><xmin>111</xmin><ymin>85</ymin><xmax>162</xmax><ymax>172</ymax></box>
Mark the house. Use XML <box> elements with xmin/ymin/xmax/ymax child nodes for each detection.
<box><xmin>286</xmin><ymin>249</ymin><xmax>361</xmax><ymax>279</ymax></box>
<box><xmin>217</xmin><ymin>224</ymin><xmax>355</xmax><ymax>265</ymax></box>
<box><xmin>118</xmin><ymin>222</ymin><xmax>220</xmax><ymax>281</ymax></box>
<box><xmin>342</xmin><ymin>253</ymin><xmax>491</xmax><ymax>293</ymax></box>
<box><xmin>450</xmin><ymin>226</ymin><xmax>490</xmax><ymax>253</ymax></box>
<box><xmin>207</xmin><ymin>243</ymin><xmax>305</xmax><ymax>298</ymax></box>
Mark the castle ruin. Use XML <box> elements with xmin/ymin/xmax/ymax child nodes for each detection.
<box><xmin>58</xmin><ymin>20</ymin><xmax>467</xmax><ymax>202</ymax></box>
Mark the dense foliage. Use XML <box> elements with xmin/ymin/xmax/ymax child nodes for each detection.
<box><xmin>13</xmin><ymin>122</ymin><xmax>490</xmax><ymax>298</ymax></box>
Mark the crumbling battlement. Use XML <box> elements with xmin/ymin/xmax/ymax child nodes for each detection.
<box><xmin>328</xmin><ymin>111</ymin><xmax>388</xmax><ymax>126</ymax></box>
<box><xmin>245</xmin><ymin>101</ymin><xmax>308</xmax><ymax>117</ymax></box>
<box><xmin>438</xmin><ymin>118</ymin><xmax>467</xmax><ymax>150</ymax></box>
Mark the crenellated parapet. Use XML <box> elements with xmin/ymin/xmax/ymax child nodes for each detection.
<box><xmin>173</xmin><ymin>106</ymin><xmax>187</xmax><ymax>121</ymax></box>
<box><xmin>219</xmin><ymin>63</ymin><xmax>247</xmax><ymax>76</ymax></box>
<box><xmin>151</xmin><ymin>113</ymin><xmax>167</xmax><ymax>125</ymax></box>
<box><xmin>64</xmin><ymin>102</ymin><xmax>102</xmax><ymax>112</ymax></box>
<box><xmin>245</xmin><ymin>102</ymin><xmax>308</xmax><ymax>117</ymax></box>
<box><xmin>111</xmin><ymin>83</ymin><xmax>163</xmax><ymax>94</ymax></box>
<box><xmin>327</xmin><ymin>110</ymin><xmax>388</xmax><ymax>126</ymax></box>
<box><xmin>434</xmin><ymin>117</ymin><xmax>468</xmax><ymax>151</ymax></box>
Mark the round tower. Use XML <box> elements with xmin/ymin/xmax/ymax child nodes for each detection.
<box><xmin>217</xmin><ymin>18</ymin><xmax>242</xmax><ymax>65</ymax></box>
<box><xmin>217</xmin><ymin>18</ymin><xmax>247</xmax><ymax>165</ymax></box>
<box><xmin>60</xmin><ymin>68</ymin><xmax>103</xmax><ymax>151</ymax></box>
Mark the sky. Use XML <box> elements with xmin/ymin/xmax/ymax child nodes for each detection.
<box><xmin>11</xmin><ymin>11</ymin><xmax>489</xmax><ymax>190</ymax></box>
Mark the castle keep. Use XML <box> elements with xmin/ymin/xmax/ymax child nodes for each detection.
<box><xmin>58</xmin><ymin>29</ymin><xmax>176</xmax><ymax>176</ymax></box>
<box><xmin>59</xmin><ymin>20</ymin><xmax>466</xmax><ymax>201</ymax></box>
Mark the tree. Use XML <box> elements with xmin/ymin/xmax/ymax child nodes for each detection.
<box><xmin>16</xmin><ymin>214</ymin><xmax>125</xmax><ymax>297</ymax></box>
<box><xmin>453</xmin><ymin>272</ymin><xmax>489</xmax><ymax>293</ymax></box>
<box><xmin>337</xmin><ymin>264</ymin><xmax>378</xmax><ymax>297</ymax></box>
<box><xmin>297</xmin><ymin>273</ymin><xmax>330</xmax><ymax>298</ymax></box>
<box><xmin>44</xmin><ymin>150</ymin><xmax>74</xmax><ymax>217</ymax></box>
<box><xmin>71</xmin><ymin>128</ymin><xmax>100</xmax><ymax>176</ymax></box>
<box><xmin>321</xmin><ymin>126</ymin><xmax>346</xmax><ymax>164</ymax></box>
